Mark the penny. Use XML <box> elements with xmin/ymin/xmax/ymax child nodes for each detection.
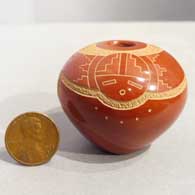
<box><xmin>5</xmin><ymin>112</ymin><xmax>59</xmax><ymax>166</ymax></box>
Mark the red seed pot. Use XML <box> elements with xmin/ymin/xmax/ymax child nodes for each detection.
<box><xmin>58</xmin><ymin>40</ymin><xmax>187</xmax><ymax>154</ymax></box>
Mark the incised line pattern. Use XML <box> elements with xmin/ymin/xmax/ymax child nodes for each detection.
<box><xmin>60</xmin><ymin>73</ymin><xmax>187</xmax><ymax>110</ymax></box>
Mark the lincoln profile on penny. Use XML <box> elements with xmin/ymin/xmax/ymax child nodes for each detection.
<box><xmin>22</xmin><ymin>117</ymin><xmax>43</xmax><ymax>141</ymax></box>
<box><xmin>58</xmin><ymin>40</ymin><xmax>187</xmax><ymax>154</ymax></box>
<box><xmin>18</xmin><ymin>116</ymin><xmax>48</xmax><ymax>163</ymax></box>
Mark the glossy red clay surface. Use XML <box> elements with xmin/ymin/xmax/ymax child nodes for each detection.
<box><xmin>58</xmin><ymin>40</ymin><xmax>187</xmax><ymax>154</ymax></box>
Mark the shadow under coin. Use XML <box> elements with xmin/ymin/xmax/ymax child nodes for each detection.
<box><xmin>46</xmin><ymin>107</ymin><xmax>150</xmax><ymax>164</ymax></box>
<box><xmin>0</xmin><ymin>147</ymin><xmax>18</xmax><ymax>165</ymax></box>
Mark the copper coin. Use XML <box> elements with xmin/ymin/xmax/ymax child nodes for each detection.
<box><xmin>5</xmin><ymin>112</ymin><xmax>59</xmax><ymax>166</ymax></box>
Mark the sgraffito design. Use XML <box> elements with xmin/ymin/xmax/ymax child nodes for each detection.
<box><xmin>60</xmin><ymin>73</ymin><xmax>186</xmax><ymax>110</ymax></box>
<box><xmin>60</xmin><ymin>43</ymin><xmax>187</xmax><ymax>110</ymax></box>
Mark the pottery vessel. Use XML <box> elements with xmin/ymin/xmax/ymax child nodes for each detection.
<box><xmin>58</xmin><ymin>40</ymin><xmax>187</xmax><ymax>154</ymax></box>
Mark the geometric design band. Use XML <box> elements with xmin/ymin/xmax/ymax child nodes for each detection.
<box><xmin>60</xmin><ymin>73</ymin><xmax>187</xmax><ymax>110</ymax></box>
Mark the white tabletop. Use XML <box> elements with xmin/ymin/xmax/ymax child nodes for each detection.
<box><xmin>0</xmin><ymin>22</ymin><xmax>194</xmax><ymax>195</ymax></box>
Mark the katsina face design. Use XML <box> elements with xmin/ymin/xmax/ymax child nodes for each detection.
<box><xmin>94</xmin><ymin>53</ymin><xmax>150</xmax><ymax>101</ymax></box>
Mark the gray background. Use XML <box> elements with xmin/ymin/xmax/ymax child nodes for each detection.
<box><xmin>0</xmin><ymin>0</ymin><xmax>195</xmax><ymax>23</ymax></box>
<box><xmin>0</xmin><ymin>22</ymin><xmax>194</xmax><ymax>195</ymax></box>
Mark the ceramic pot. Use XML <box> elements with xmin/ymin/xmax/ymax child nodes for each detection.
<box><xmin>58</xmin><ymin>40</ymin><xmax>187</xmax><ymax>154</ymax></box>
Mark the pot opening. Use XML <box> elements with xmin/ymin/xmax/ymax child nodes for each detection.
<box><xmin>111</xmin><ymin>40</ymin><xmax>136</xmax><ymax>48</ymax></box>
